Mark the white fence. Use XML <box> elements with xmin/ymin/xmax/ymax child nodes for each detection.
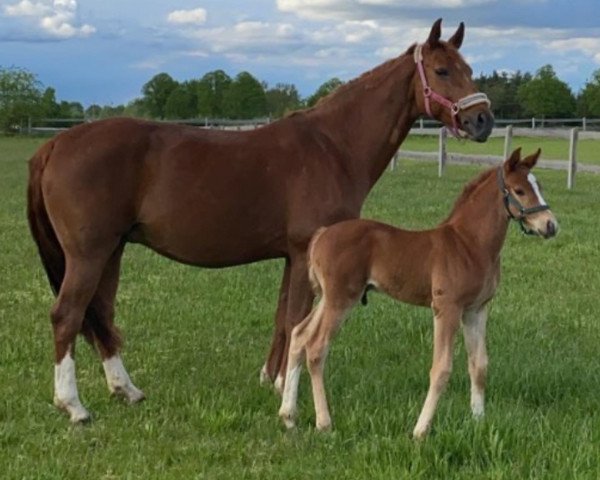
<box><xmin>391</xmin><ymin>126</ymin><xmax>600</xmax><ymax>190</ymax></box>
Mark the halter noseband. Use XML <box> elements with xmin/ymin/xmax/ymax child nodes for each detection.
<box><xmin>414</xmin><ymin>43</ymin><xmax>491</xmax><ymax>138</ymax></box>
<box><xmin>496</xmin><ymin>167</ymin><xmax>550</xmax><ymax>235</ymax></box>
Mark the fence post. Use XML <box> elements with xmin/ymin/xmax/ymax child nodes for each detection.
<box><xmin>531</xmin><ymin>117</ymin><xmax>536</xmax><ymax>129</ymax></box>
<box><xmin>503</xmin><ymin>125</ymin><xmax>513</xmax><ymax>159</ymax></box>
<box><xmin>567</xmin><ymin>127</ymin><xmax>578</xmax><ymax>190</ymax></box>
<box><xmin>419</xmin><ymin>118</ymin><xmax>424</xmax><ymax>129</ymax></box>
<box><xmin>438</xmin><ymin>127</ymin><xmax>447</xmax><ymax>177</ymax></box>
<box><xmin>389</xmin><ymin>151</ymin><xmax>398</xmax><ymax>172</ymax></box>
<box><xmin>582</xmin><ymin>117</ymin><xmax>587</xmax><ymax>131</ymax></box>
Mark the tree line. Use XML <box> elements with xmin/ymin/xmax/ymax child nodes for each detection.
<box><xmin>1</xmin><ymin>64</ymin><xmax>600</xmax><ymax>133</ymax></box>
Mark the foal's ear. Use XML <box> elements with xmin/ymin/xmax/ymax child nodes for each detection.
<box><xmin>521</xmin><ymin>148</ymin><xmax>541</xmax><ymax>169</ymax></box>
<box><xmin>505</xmin><ymin>147</ymin><xmax>521</xmax><ymax>172</ymax></box>
<box><xmin>427</xmin><ymin>18</ymin><xmax>442</xmax><ymax>49</ymax></box>
<box><xmin>448</xmin><ymin>22</ymin><xmax>465</xmax><ymax>49</ymax></box>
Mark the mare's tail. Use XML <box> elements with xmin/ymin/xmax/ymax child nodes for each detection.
<box><xmin>27</xmin><ymin>140</ymin><xmax>65</xmax><ymax>296</ymax></box>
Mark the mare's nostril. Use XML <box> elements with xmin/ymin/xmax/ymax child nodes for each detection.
<box><xmin>477</xmin><ymin>112</ymin><xmax>485</xmax><ymax>126</ymax></box>
<box><xmin>546</xmin><ymin>220</ymin><xmax>556</xmax><ymax>237</ymax></box>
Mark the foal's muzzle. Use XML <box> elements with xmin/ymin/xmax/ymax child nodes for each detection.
<box><xmin>459</xmin><ymin>109</ymin><xmax>494</xmax><ymax>142</ymax></box>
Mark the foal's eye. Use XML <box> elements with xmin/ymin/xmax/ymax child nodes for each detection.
<box><xmin>435</xmin><ymin>67</ymin><xmax>449</xmax><ymax>77</ymax></box>
<box><xmin>514</xmin><ymin>188</ymin><xmax>525</xmax><ymax>196</ymax></box>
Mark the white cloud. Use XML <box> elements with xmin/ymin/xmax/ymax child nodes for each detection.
<box><xmin>167</xmin><ymin>7</ymin><xmax>207</xmax><ymax>25</ymax></box>
<box><xmin>3</xmin><ymin>0</ymin><xmax>95</xmax><ymax>38</ymax></box>
<box><xmin>277</xmin><ymin>0</ymin><xmax>496</xmax><ymax>20</ymax></box>
<box><xmin>547</xmin><ymin>37</ymin><xmax>600</xmax><ymax>64</ymax></box>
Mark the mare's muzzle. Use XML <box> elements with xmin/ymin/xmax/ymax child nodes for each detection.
<box><xmin>459</xmin><ymin>108</ymin><xmax>494</xmax><ymax>143</ymax></box>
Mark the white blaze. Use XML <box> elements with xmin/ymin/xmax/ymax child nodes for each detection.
<box><xmin>527</xmin><ymin>173</ymin><xmax>547</xmax><ymax>206</ymax></box>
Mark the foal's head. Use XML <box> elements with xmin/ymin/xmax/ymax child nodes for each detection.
<box><xmin>499</xmin><ymin>148</ymin><xmax>559</xmax><ymax>239</ymax></box>
<box><xmin>412</xmin><ymin>19</ymin><xmax>494</xmax><ymax>141</ymax></box>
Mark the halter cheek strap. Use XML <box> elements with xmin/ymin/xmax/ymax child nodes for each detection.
<box><xmin>496</xmin><ymin>167</ymin><xmax>550</xmax><ymax>235</ymax></box>
<box><xmin>414</xmin><ymin>44</ymin><xmax>491</xmax><ymax>138</ymax></box>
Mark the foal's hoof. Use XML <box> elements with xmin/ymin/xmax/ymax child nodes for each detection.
<box><xmin>412</xmin><ymin>427</ymin><xmax>429</xmax><ymax>441</ymax></box>
<box><xmin>316</xmin><ymin>420</ymin><xmax>332</xmax><ymax>432</ymax></box>
<box><xmin>278</xmin><ymin>408</ymin><xmax>296</xmax><ymax>429</ymax></box>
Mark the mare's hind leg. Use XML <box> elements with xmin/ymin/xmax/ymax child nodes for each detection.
<box><xmin>83</xmin><ymin>245</ymin><xmax>144</xmax><ymax>403</ymax></box>
<box><xmin>51</xmin><ymin>255</ymin><xmax>108</xmax><ymax>423</ymax></box>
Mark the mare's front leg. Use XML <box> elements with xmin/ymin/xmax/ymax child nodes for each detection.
<box><xmin>413</xmin><ymin>303</ymin><xmax>462</xmax><ymax>439</ymax></box>
<box><xmin>275</xmin><ymin>249</ymin><xmax>314</xmax><ymax>395</ymax></box>
<box><xmin>261</xmin><ymin>259</ymin><xmax>291</xmax><ymax>385</ymax></box>
<box><xmin>462</xmin><ymin>307</ymin><xmax>488</xmax><ymax>418</ymax></box>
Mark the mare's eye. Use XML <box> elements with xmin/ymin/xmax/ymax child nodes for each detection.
<box><xmin>514</xmin><ymin>188</ymin><xmax>525</xmax><ymax>196</ymax></box>
<box><xmin>435</xmin><ymin>68</ymin><xmax>449</xmax><ymax>76</ymax></box>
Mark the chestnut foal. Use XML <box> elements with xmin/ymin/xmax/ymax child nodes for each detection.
<box><xmin>279</xmin><ymin>148</ymin><xmax>558</xmax><ymax>438</ymax></box>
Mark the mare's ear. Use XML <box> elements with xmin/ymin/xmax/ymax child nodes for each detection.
<box><xmin>427</xmin><ymin>18</ymin><xmax>442</xmax><ymax>49</ymax></box>
<box><xmin>448</xmin><ymin>22</ymin><xmax>464</xmax><ymax>49</ymax></box>
<box><xmin>504</xmin><ymin>147</ymin><xmax>521</xmax><ymax>173</ymax></box>
<box><xmin>521</xmin><ymin>148</ymin><xmax>541</xmax><ymax>169</ymax></box>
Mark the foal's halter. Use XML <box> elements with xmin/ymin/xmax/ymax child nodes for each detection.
<box><xmin>414</xmin><ymin>44</ymin><xmax>491</xmax><ymax>138</ymax></box>
<box><xmin>496</xmin><ymin>167</ymin><xmax>550</xmax><ymax>235</ymax></box>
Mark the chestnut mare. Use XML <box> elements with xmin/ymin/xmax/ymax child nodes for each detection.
<box><xmin>27</xmin><ymin>19</ymin><xmax>493</xmax><ymax>423</ymax></box>
<box><xmin>278</xmin><ymin>148</ymin><xmax>558</xmax><ymax>438</ymax></box>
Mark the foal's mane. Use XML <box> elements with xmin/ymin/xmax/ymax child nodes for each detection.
<box><xmin>442</xmin><ymin>167</ymin><xmax>496</xmax><ymax>223</ymax></box>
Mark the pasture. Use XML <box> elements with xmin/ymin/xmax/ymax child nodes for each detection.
<box><xmin>2</xmin><ymin>136</ymin><xmax>600</xmax><ymax>478</ymax></box>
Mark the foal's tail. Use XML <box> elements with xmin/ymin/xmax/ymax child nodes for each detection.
<box><xmin>307</xmin><ymin>227</ymin><xmax>327</xmax><ymax>297</ymax></box>
<box><xmin>27</xmin><ymin>141</ymin><xmax>65</xmax><ymax>296</ymax></box>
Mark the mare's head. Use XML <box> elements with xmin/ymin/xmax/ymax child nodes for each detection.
<box><xmin>499</xmin><ymin>148</ymin><xmax>558</xmax><ymax>238</ymax></box>
<box><xmin>412</xmin><ymin>19</ymin><xmax>494</xmax><ymax>142</ymax></box>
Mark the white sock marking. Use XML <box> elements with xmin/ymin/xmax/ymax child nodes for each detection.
<box><xmin>102</xmin><ymin>355</ymin><xmax>144</xmax><ymax>403</ymax></box>
<box><xmin>54</xmin><ymin>349</ymin><xmax>89</xmax><ymax>422</ymax></box>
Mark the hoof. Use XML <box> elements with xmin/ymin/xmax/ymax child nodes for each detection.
<box><xmin>279</xmin><ymin>410</ymin><xmax>296</xmax><ymax>429</ymax></box>
<box><xmin>316</xmin><ymin>420</ymin><xmax>332</xmax><ymax>432</ymax></box>
<box><xmin>412</xmin><ymin>427</ymin><xmax>428</xmax><ymax>440</ymax></box>
<box><xmin>54</xmin><ymin>397</ymin><xmax>91</xmax><ymax>424</ymax></box>
<box><xmin>111</xmin><ymin>384</ymin><xmax>146</xmax><ymax>404</ymax></box>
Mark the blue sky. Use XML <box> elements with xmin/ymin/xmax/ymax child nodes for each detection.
<box><xmin>1</xmin><ymin>0</ymin><xmax>598</xmax><ymax>107</ymax></box>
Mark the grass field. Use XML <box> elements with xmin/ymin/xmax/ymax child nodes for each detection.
<box><xmin>2</xmin><ymin>136</ymin><xmax>600</xmax><ymax>479</ymax></box>
<box><xmin>401</xmin><ymin>135</ymin><xmax>600</xmax><ymax>166</ymax></box>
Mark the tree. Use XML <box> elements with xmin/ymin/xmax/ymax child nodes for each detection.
<box><xmin>265</xmin><ymin>83</ymin><xmax>302</xmax><ymax>118</ymax></box>
<box><xmin>165</xmin><ymin>82</ymin><xmax>198</xmax><ymax>119</ymax></box>
<box><xmin>474</xmin><ymin>71</ymin><xmax>531</xmax><ymax>118</ymax></box>
<box><xmin>223</xmin><ymin>71</ymin><xmax>267</xmax><ymax>119</ymax></box>
<box><xmin>85</xmin><ymin>104</ymin><xmax>102</xmax><ymax>119</ymax></box>
<box><xmin>518</xmin><ymin>65</ymin><xmax>576</xmax><ymax>118</ymax></box>
<box><xmin>196</xmin><ymin>70</ymin><xmax>232</xmax><ymax>118</ymax></box>
<box><xmin>0</xmin><ymin>67</ymin><xmax>43</xmax><ymax>133</ymax></box>
<box><xmin>58</xmin><ymin>101</ymin><xmax>84</xmax><ymax>118</ymax></box>
<box><xmin>141</xmin><ymin>73</ymin><xmax>179</xmax><ymax>119</ymax></box>
<box><xmin>123</xmin><ymin>98</ymin><xmax>149</xmax><ymax>118</ymax></box>
<box><xmin>577</xmin><ymin>70</ymin><xmax>600</xmax><ymax>117</ymax></box>
<box><xmin>40</xmin><ymin>87</ymin><xmax>60</xmax><ymax>118</ymax></box>
<box><xmin>306</xmin><ymin>78</ymin><xmax>344</xmax><ymax>107</ymax></box>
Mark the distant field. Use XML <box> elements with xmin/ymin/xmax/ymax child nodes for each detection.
<box><xmin>2</xmin><ymin>135</ymin><xmax>600</xmax><ymax>478</ymax></box>
<box><xmin>401</xmin><ymin>135</ymin><xmax>600</xmax><ymax>165</ymax></box>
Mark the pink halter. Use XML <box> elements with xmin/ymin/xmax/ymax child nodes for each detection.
<box><xmin>414</xmin><ymin>44</ymin><xmax>491</xmax><ymax>138</ymax></box>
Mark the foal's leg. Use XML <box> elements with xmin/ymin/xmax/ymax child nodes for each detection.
<box><xmin>413</xmin><ymin>304</ymin><xmax>462</xmax><ymax>439</ymax></box>
<box><xmin>51</xmin><ymin>256</ymin><xmax>107</xmax><ymax>423</ymax></box>
<box><xmin>462</xmin><ymin>307</ymin><xmax>488</xmax><ymax>418</ymax></box>
<box><xmin>278</xmin><ymin>302</ymin><xmax>321</xmax><ymax>428</ymax></box>
<box><xmin>275</xmin><ymin>251</ymin><xmax>314</xmax><ymax>394</ymax></box>
<box><xmin>85</xmin><ymin>245</ymin><xmax>144</xmax><ymax>404</ymax></box>
<box><xmin>261</xmin><ymin>259</ymin><xmax>291</xmax><ymax>385</ymax></box>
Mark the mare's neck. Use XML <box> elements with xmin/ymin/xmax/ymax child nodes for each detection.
<box><xmin>306</xmin><ymin>54</ymin><xmax>419</xmax><ymax>196</ymax></box>
<box><xmin>445</xmin><ymin>170</ymin><xmax>510</xmax><ymax>261</ymax></box>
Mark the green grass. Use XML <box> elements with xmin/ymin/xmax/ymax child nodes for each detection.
<box><xmin>401</xmin><ymin>135</ymin><xmax>600</xmax><ymax>165</ymax></box>
<box><xmin>2</xmin><ymin>136</ymin><xmax>600</xmax><ymax>479</ymax></box>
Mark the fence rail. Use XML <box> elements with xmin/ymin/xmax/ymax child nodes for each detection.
<box><xmin>392</xmin><ymin>126</ymin><xmax>600</xmax><ymax>189</ymax></box>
